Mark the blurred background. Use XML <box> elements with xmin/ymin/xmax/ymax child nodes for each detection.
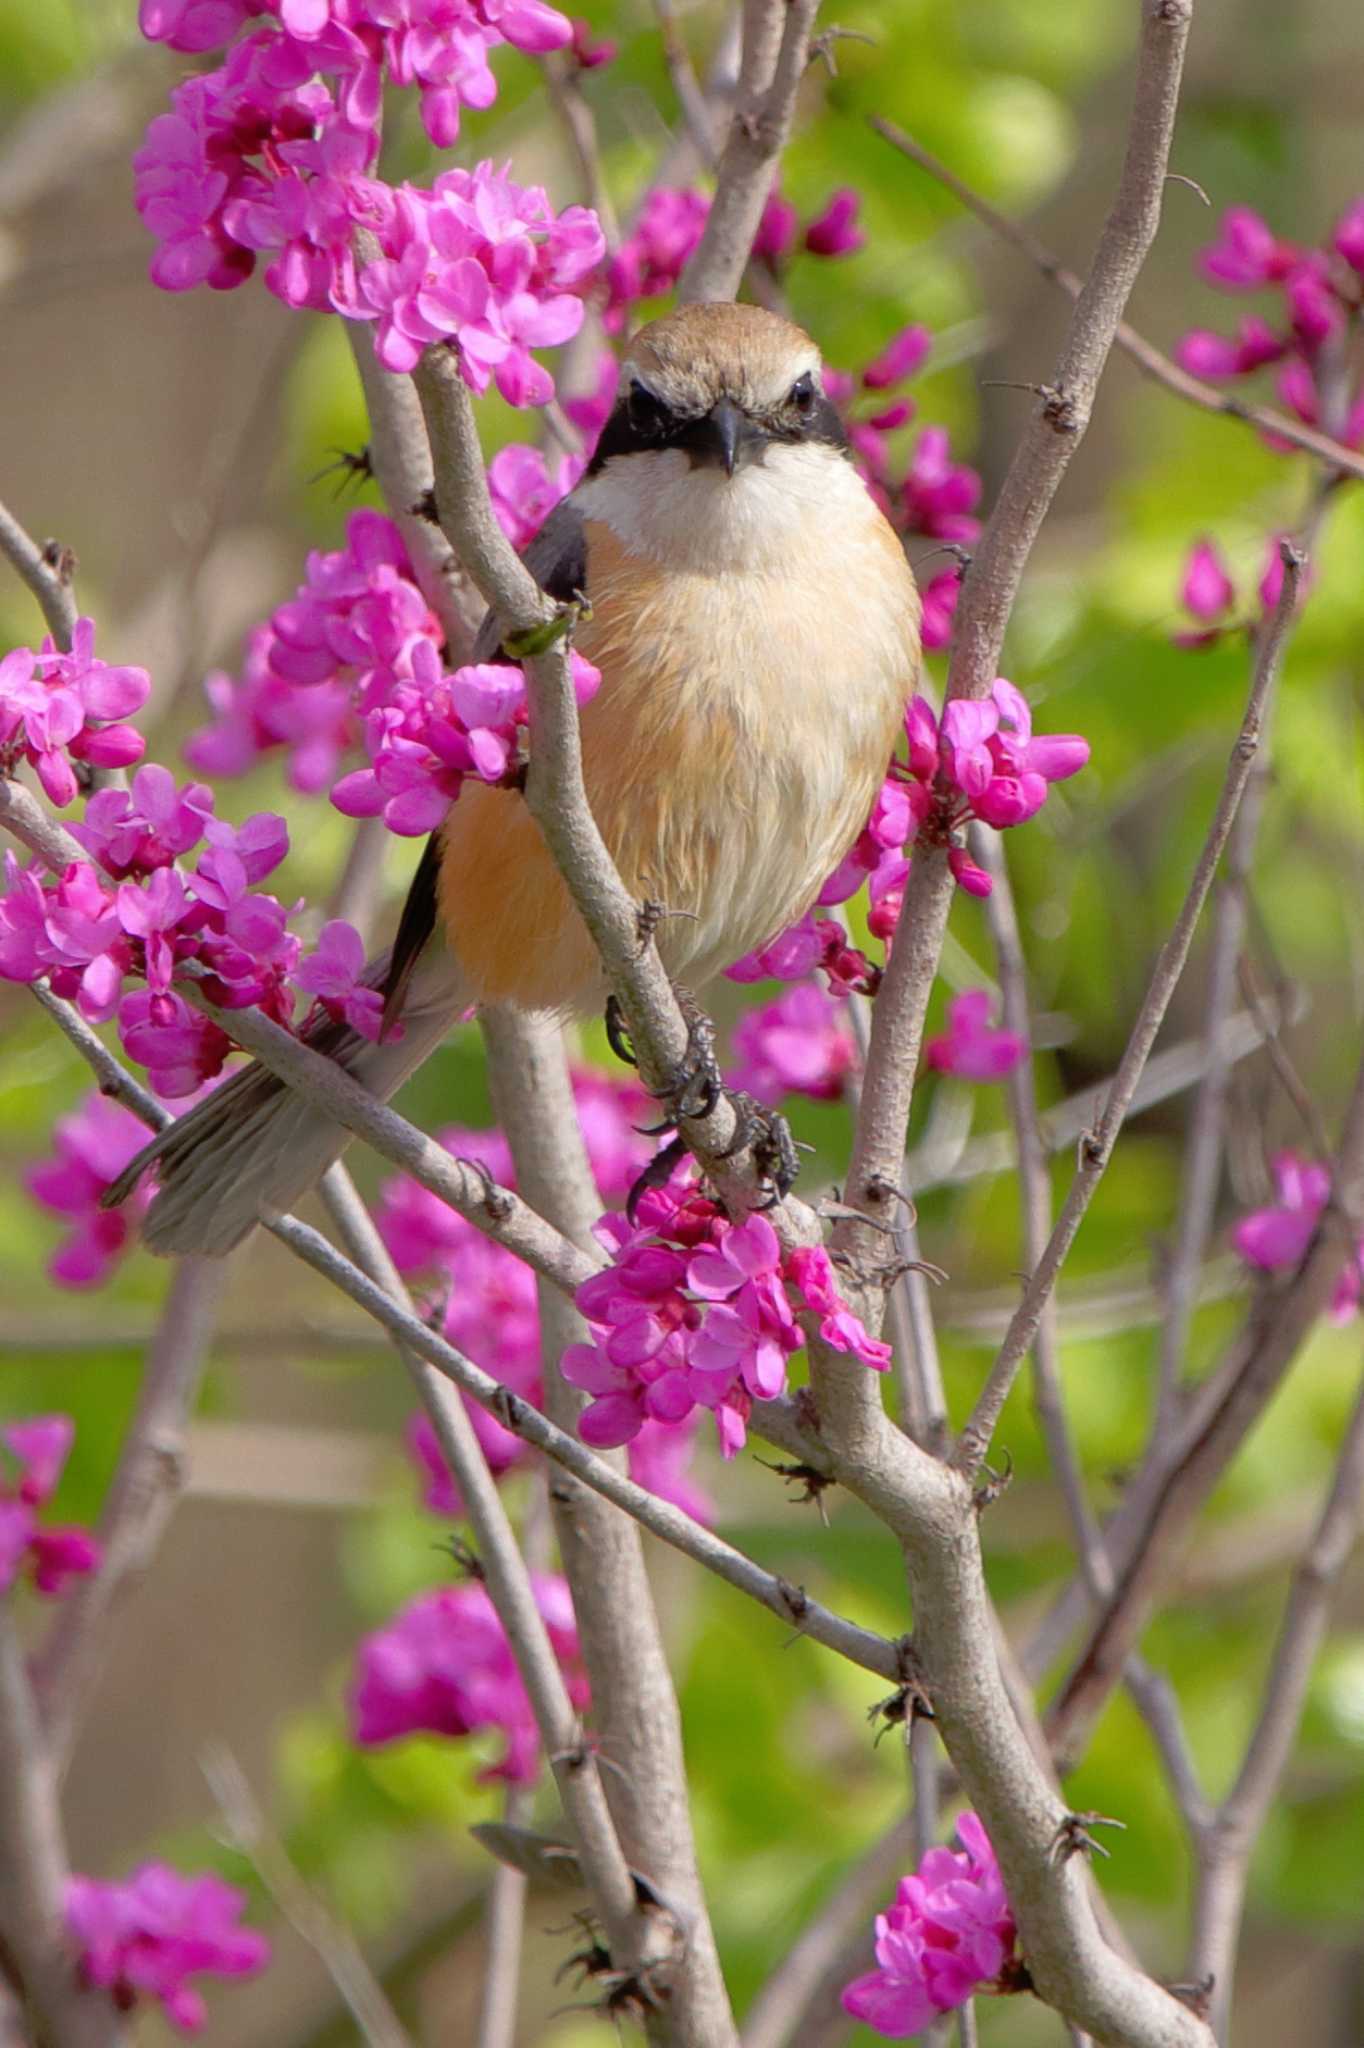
<box><xmin>4</xmin><ymin>0</ymin><xmax>1364</xmax><ymax>2040</ymax></box>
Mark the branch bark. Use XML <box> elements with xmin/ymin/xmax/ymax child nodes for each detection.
<box><xmin>869</xmin><ymin>117</ymin><xmax>1364</xmax><ymax>490</ymax></box>
<box><xmin>675</xmin><ymin>0</ymin><xmax>821</xmax><ymax>305</ymax></box>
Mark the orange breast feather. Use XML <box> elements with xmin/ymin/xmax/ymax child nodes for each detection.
<box><xmin>438</xmin><ymin>513</ymin><xmax>918</xmax><ymax>1014</ymax></box>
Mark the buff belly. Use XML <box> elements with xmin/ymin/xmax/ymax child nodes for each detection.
<box><xmin>437</xmin><ymin>504</ymin><xmax>920</xmax><ymax>1014</ymax></box>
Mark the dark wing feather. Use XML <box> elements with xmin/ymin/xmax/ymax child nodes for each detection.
<box><xmin>382</xmin><ymin>498</ymin><xmax>590</xmax><ymax>1026</ymax></box>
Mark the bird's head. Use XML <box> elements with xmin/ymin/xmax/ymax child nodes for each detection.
<box><xmin>589</xmin><ymin>302</ymin><xmax>847</xmax><ymax>481</ymax></box>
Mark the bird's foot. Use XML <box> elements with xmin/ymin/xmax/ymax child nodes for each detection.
<box><xmin>608</xmin><ymin>987</ymin><xmax>802</xmax><ymax>1220</ymax></box>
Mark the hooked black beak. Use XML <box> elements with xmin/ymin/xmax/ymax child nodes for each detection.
<box><xmin>682</xmin><ymin>397</ymin><xmax>766</xmax><ymax>478</ymax></box>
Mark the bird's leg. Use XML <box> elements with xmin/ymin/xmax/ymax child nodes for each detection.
<box><xmin>608</xmin><ymin>985</ymin><xmax>801</xmax><ymax>1219</ymax></box>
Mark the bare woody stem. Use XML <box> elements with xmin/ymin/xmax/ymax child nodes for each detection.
<box><xmin>34</xmin><ymin>1258</ymin><xmax>228</xmax><ymax>1776</ymax></box>
<box><xmin>0</xmin><ymin>495</ymin><xmax>78</xmax><ymax>650</ymax></box>
<box><xmin>954</xmin><ymin>542</ymin><xmax>1306</xmax><ymax>1480</ymax></box>
<box><xmin>0</xmin><ymin>1617</ymin><xmax>123</xmax><ymax>2048</ymax></box>
<box><xmin>1186</xmin><ymin>1361</ymin><xmax>1364</xmax><ymax>2038</ymax></box>
<box><xmin>482</xmin><ymin>1006</ymin><xmax>738</xmax><ymax>2048</ymax></box>
<box><xmin>827</xmin><ymin>0</ymin><xmax>1197</xmax><ymax>1458</ymax></box>
<box><xmin>675</xmin><ymin>0</ymin><xmax>821</xmax><ymax>305</ymax></box>
<box><xmin>315</xmin><ymin>1164</ymin><xmax>647</xmax><ymax>1960</ymax></box>
<box><xmin>869</xmin><ymin>118</ymin><xmax>1364</xmax><ymax>490</ymax></box>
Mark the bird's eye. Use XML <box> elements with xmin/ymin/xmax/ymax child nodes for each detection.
<box><xmin>626</xmin><ymin>379</ymin><xmax>670</xmax><ymax>434</ymax></box>
<box><xmin>789</xmin><ymin>372</ymin><xmax>817</xmax><ymax>413</ymax></box>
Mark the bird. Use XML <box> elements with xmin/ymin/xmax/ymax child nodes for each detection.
<box><xmin>113</xmin><ymin>300</ymin><xmax>922</xmax><ymax>1255</ymax></box>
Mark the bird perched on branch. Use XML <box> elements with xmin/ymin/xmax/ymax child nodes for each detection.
<box><xmin>112</xmin><ymin>301</ymin><xmax>922</xmax><ymax>1253</ymax></box>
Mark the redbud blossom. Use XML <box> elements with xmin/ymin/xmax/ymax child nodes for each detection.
<box><xmin>1199</xmin><ymin>206</ymin><xmax>1298</xmax><ymax>289</ymax></box>
<box><xmin>842</xmin><ymin>1813</ymin><xmax>1019</xmax><ymax>2038</ymax></box>
<box><xmin>26</xmin><ymin>1093</ymin><xmax>157</xmax><ymax>1288</ymax></box>
<box><xmin>728</xmin><ymin>982</ymin><xmax>856</xmax><ymax>1105</ymax></box>
<box><xmin>924</xmin><ymin>991</ymin><xmax>1026</xmax><ymax>1082</ymax></box>
<box><xmin>1180</xmin><ymin>539</ymin><xmax>1236</xmax><ymax>621</ymax></box>
<box><xmin>0</xmin><ymin>1416</ymin><xmax>100</xmax><ymax>1598</ymax></box>
<box><xmin>804</xmin><ymin>188</ymin><xmax>865</xmax><ymax>258</ymax></box>
<box><xmin>863</xmin><ymin>324</ymin><xmax>932</xmax><ymax>390</ymax></box>
<box><xmin>0</xmin><ymin>621</ymin><xmax>150</xmax><ymax>808</ymax></box>
<box><xmin>65</xmin><ymin>1864</ymin><xmax>269</xmax><ymax>2033</ymax></box>
<box><xmin>349</xmin><ymin>1574</ymin><xmax>587</xmax><ymax>1779</ymax></box>
<box><xmin>1233</xmin><ymin>1153</ymin><xmax>1364</xmax><ymax>1323</ymax></box>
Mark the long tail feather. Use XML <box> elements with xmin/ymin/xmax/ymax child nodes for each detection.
<box><xmin>107</xmin><ymin>948</ymin><xmax>466</xmax><ymax>1257</ymax></box>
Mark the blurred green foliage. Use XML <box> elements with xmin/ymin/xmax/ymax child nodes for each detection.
<box><xmin>4</xmin><ymin>0</ymin><xmax>1364</xmax><ymax>2041</ymax></box>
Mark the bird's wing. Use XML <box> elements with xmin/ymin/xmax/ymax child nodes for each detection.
<box><xmin>381</xmin><ymin>497</ymin><xmax>590</xmax><ymax>1026</ymax></box>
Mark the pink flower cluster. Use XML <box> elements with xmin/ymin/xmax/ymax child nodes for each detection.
<box><xmin>729</xmin><ymin>682</ymin><xmax>1089</xmax><ymax>991</ymax></box>
<box><xmin>1233</xmin><ymin>1152</ymin><xmax>1363</xmax><ymax>1322</ymax></box>
<box><xmin>380</xmin><ymin>1088</ymin><xmax>714</xmax><ymax>1522</ymax></box>
<box><xmin>727</xmin><ymin>982</ymin><xmax>856</xmax><ymax>1106</ymax></box>
<box><xmin>1176</xmin><ymin>200</ymin><xmax>1364</xmax><ymax>449</ymax></box>
<box><xmin>1172</xmin><ymin>533</ymin><xmax>1295</xmax><ymax>649</ymax></box>
<box><xmin>924</xmin><ymin>991</ymin><xmax>1026</xmax><ymax>1082</ymax></box>
<box><xmin>188</xmin><ymin>508</ymin><xmax>440</xmax><ymax>793</ymax></box>
<box><xmin>842</xmin><ymin>1813</ymin><xmax>1019</xmax><ymax>2039</ymax></box>
<box><xmin>0</xmin><ymin>620</ymin><xmax>149</xmax><ymax>807</ymax></box>
<box><xmin>0</xmin><ymin>761</ymin><xmax>383</xmax><ymax>1097</ymax></box>
<box><xmin>134</xmin><ymin>4</ymin><xmax>602</xmax><ymax>401</ymax></box>
<box><xmin>602</xmin><ymin>184</ymin><xmax>864</xmax><ymax>326</ymax></box>
<box><xmin>0</xmin><ymin>1416</ymin><xmax>101</xmax><ymax>1599</ymax></box>
<box><xmin>66</xmin><ymin>1862</ymin><xmax>270</xmax><ymax>2034</ymax></box>
<box><xmin>189</xmin><ymin>506</ymin><xmax>600</xmax><ymax>833</ymax></box>
<box><xmin>564</xmin><ymin>1196</ymin><xmax>890</xmax><ymax>1460</ymax></box>
<box><xmin>349</xmin><ymin>1573</ymin><xmax>586</xmax><ymax>1780</ymax></box>
<box><xmin>26</xmin><ymin>1093</ymin><xmax>158</xmax><ymax>1288</ymax></box>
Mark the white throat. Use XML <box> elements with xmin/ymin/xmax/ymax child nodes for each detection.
<box><xmin>571</xmin><ymin>442</ymin><xmax>876</xmax><ymax>576</ymax></box>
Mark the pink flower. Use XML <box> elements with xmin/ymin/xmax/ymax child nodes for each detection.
<box><xmin>939</xmin><ymin>678</ymin><xmax>1089</xmax><ymax>831</ymax></box>
<box><xmin>0</xmin><ymin>1414</ymin><xmax>101</xmax><ymax>1599</ymax></box>
<box><xmin>1199</xmin><ymin>206</ymin><xmax>1297</xmax><ymax>289</ymax></box>
<box><xmin>925</xmin><ymin>991</ymin><xmax>1026</xmax><ymax>1082</ymax></box>
<box><xmin>1180</xmin><ymin>539</ymin><xmax>1236</xmax><ymax>622</ymax></box>
<box><xmin>863</xmin><ymin>325</ymin><xmax>931</xmax><ymax>390</ymax></box>
<box><xmin>901</xmin><ymin>428</ymin><xmax>982</xmax><ymax>544</ymax></box>
<box><xmin>26</xmin><ymin>1093</ymin><xmax>154</xmax><ymax>1288</ymax></box>
<box><xmin>349</xmin><ymin>1574</ymin><xmax>587</xmax><ymax>1780</ymax></box>
<box><xmin>728</xmin><ymin>983</ymin><xmax>855</xmax><ymax>1105</ymax></box>
<box><xmin>804</xmin><ymin>188</ymin><xmax>865</xmax><ymax>258</ymax></box>
<box><xmin>293</xmin><ymin>919</ymin><xmax>383</xmax><ymax>1041</ymax></box>
<box><xmin>920</xmin><ymin>567</ymin><xmax>961</xmax><ymax>653</ymax></box>
<box><xmin>753</xmin><ymin>191</ymin><xmax>799</xmax><ymax>266</ymax></box>
<box><xmin>787</xmin><ymin>1244</ymin><xmax>892</xmax><ymax>1371</ymax></box>
<box><xmin>1233</xmin><ymin>1152</ymin><xmax>1330</xmax><ymax>1271</ymax></box>
<box><xmin>569</xmin><ymin>15</ymin><xmax>616</xmax><ymax>66</ymax></box>
<box><xmin>1175</xmin><ymin>315</ymin><xmax>1285</xmax><ymax>381</ymax></box>
<box><xmin>487</xmin><ymin>442</ymin><xmax>584</xmax><ymax>549</ymax></box>
<box><xmin>842</xmin><ymin>1813</ymin><xmax>1018</xmax><ymax>2037</ymax></box>
<box><xmin>1334</xmin><ymin>198</ymin><xmax>1364</xmax><ymax>275</ymax></box>
<box><xmin>0</xmin><ymin>618</ymin><xmax>150</xmax><ymax>807</ymax></box>
<box><xmin>605</xmin><ymin>186</ymin><xmax>709</xmax><ymax>321</ymax></box>
<box><xmin>65</xmin><ymin>1864</ymin><xmax>269</xmax><ymax>2033</ymax></box>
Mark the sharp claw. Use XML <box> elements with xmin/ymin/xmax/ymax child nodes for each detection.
<box><xmin>605</xmin><ymin>994</ymin><xmax>637</xmax><ymax>1069</ymax></box>
<box><xmin>625</xmin><ymin>1134</ymin><xmax>689</xmax><ymax>1224</ymax></box>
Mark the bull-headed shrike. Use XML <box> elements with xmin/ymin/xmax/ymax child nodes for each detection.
<box><xmin>115</xmin><ymin>301</ymin><xmax>922</xmax><ymax>1252</ymax></box>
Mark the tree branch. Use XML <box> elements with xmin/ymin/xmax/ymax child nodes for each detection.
<box><xmin>0</xmin><ymin>496</ymin><xmax>77</xmax><ymax>651</ymax></box>
<box><xmin>869</xmin><ymin>117</ymin><xmax>1364</xmax><ymax>490</ymax></box>
<box><xmin>954</xmin><ymin>545</ymin><xmax>1304</xmax><ymax>1479</ymax></box>
<box><xmin>482</xmin><ymin>1005</ymin><xmax>738</xmax><ymax>2047</ymax></box>
<box><xmin>34</xmin><ymin>1258</ymin><xmax>227</xmax><ymax>1776</ymax></box>
<box><xmin>676</xmin><ymin>0</ymin><xmax>821</xmax><ymax>305</ymax></box>
<box><xmin>828</xmin><ymin>0</ymin><xmax>1198</xmax><ymax>1459</ymax></box>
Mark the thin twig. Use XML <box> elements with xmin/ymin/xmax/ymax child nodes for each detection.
<box><xmin>0</xmin><ymin>496</ymin><xmax>78</xmax><ymax>649</ymax></box>
<box><xmin>204</xmin><ymin>1745</ymin><xmax>412</xmax><ymax>2048</ymax></box>
<box><xmin>1047</xmin><ymin>1041</ymin><xmax>1364</xmax><ymax>1763</ymax></box>
<box><xmin>34</xmin><ymin>1258</ymin><xmax>228</xmax><ymax>1776</ymax></box>
<box><xmin>829</xmin><ymin>0</ymin><xmax>1198</xmax><ymax>1462</ymax></box>
<box><xmin>739</xmin><ymin>1812</ymin><xmax>920</xmax><ymax>2048</ymax></box>
<box><xmin>653</xmin><ymin>0</ymin><xmax>721</xmax><ymax>168</ymax></box>
<box><xmin>869</xmin><ymin>116</ymin><xmax>1364</xmax><ymax>489</ymax></box>
<box><xmin>482</xmin><ymin>1006</ymin><xmax>738</xmax><ymax>2047</ymax></box>
<box><xmin>676</xmin><ymin>0</ymin><xmax>821</xmax><ymax>305</ymax></box>
<box><xmin>1186</xmin><ymin>1362</ymin><xmax>1364</xmax><ymax>2037</ymax></box>
<box><xmin>954</xmin><ymin>546</ymin><xmax>1305</xmax><ymax>1480</ymax></box>
<box><xmin>316</xmin><ymin>1165</ymin><xmax>646</xmax><ymax>1959</ymax></box>
<box><xmin>0</xmin><ymin>1617</ymin><xmax>122</xmax><ymax>2048</ymax></box>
